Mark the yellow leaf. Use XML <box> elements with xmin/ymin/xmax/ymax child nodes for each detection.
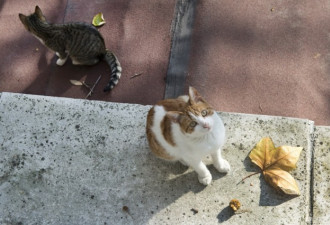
<box><xmin>264</xmin><ymin>169</ymin><xmax>300</xmax><ymax>195</ymax></box>
<box><xmin>249</xmin><ymin>137</ymin><xmax>302</xmax><ymax>195</ymax></box>
<box><xmin>92</xmin><ymin>13</ymin><xmax>106</xmax><ymax>27</ymax></box>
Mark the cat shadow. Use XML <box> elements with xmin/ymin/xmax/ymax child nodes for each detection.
<box><xmin>50</xmin><ymin>55</ymin><xmax>96</xmax><ymax>95</ymax></box>
<box><xmin>208</xmin><ymin>165</ymin><xmax>228</xmax><ymax>180</ymax></box>
<box><xmin>0</xmin><ymin>1</ymin><xmax>4</xmax><ymax>13</ymax></box>
<box><xmin>23</xmin><ymin>49</ymin><xmax>109</xmax><ymax>97</ymax></box>
<box><xmin>154</xmin><ymin>157</ymin><xmax>228</xmax><ymax>181</ymax></box>
<box><xmin>150</xmin><ymin>158</ymin><xmax>227</xmax><ymax>194</ymax></box>
<box><xmin>23</xmin><ymin>48</ymin><xmax>54</xmax><ymax>95</ymax></box>
<box><xmin>242</xmin><ymin>155</ymin><xmax>298</xmax><ymax>206</ymax></box>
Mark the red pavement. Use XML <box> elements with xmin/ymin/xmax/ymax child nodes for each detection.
<box><xmin>0</xmin><ymin>0</ymin><xmax>329</xmax><ymax>125</ymax></box>
<box><xmin>0</xmin><ymin>0</ymin><xmax>175</xmax><ymax>105</ymax></box>
<box><xmin>187</xmin><ymin>0</ymin><xmax>330</xmax><ymax>126</ymax></box>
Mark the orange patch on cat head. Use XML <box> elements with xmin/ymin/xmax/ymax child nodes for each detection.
<box><xmin>171</xmin><ymin>87</ymin><xmax>215</xmax><ymax>134</ymax></box>
<box><xmin>146</xmin><ymin>86</ymin><xmax>216</xmax><ymax>161</ymax></box>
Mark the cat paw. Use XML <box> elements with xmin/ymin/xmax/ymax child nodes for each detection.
<box><xmin>198</xmin><ymin>173</ymin><xmax>212</xmax><ymax>185</ymax></box>
<box><xmin>214</xmin><ymin>159</ymin><xmax>231</xmax><ymax>173</ymax></box>
<box><xmin>56</xmin><ymin>58</ymin><xmax>67</xmax><ymax>66</ymax></box>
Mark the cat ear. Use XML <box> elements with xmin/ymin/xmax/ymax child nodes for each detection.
<box><xmin>18</xmin><ymin>14</ymin><xmax>26</xmax><ymax>23</ymax></box>
<box><xmin>166</xmin><ymin>111</ymin><xmax>182</xmax><ymax>123</ymax></box>
<box><xmin>35</xmin><ymin>6</ymin><xmax>46</xmax><ymax>21</ymax></box>
<box><xmin>35</xmin><ymin>5</ymin><xmax>41</xmax><ymax>13</ymax></box>
<box><xmin>188</xmin><ymin>86</ymin><xmax>205</xmax><ymax>104</ymax></box>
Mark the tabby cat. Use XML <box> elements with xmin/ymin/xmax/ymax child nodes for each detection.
<box><xmin>146</xmin><ymin>87</ymin><xmax>230</xmax><ymax>185</ymax></box>
<box><xmin>19</xmin><ymin>6</ymin><xmax>121</xmax><ymax>92</ymax></box>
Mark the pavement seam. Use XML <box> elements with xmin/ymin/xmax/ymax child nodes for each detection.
<box><xmin>164</xmin><ymin>0</ymin><xmax>197</xmax><ymax>99</ymax></box>
<box><xmin>63</xmin><ymin>0</ymin><xmax>70</xmax><ymax>23</ymax></box>
<box><xmin>309</xmin><ymin>126</ymin><xmax>317</xmax><ymax>225</ymax></box>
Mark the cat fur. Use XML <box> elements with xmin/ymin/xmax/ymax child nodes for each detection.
<box><xmin>19</xmin><ymin>5</ymin><xmax>121</xmax><ymax>92</ymax></box>
<box><xmin>146</xmin><ymin>87</ymin><xmax>230</xmax><ymax>185</ymax></box>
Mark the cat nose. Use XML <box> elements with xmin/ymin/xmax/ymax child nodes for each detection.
<box><xmin>203</xmin><ymin>123</ymin><xmax>210</xmax><ymax>130</ymax></box>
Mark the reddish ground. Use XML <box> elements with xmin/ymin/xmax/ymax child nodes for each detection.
<box><xmin>0</xmin><ymin>0</ymin><xmax>329</xmax><ymax>125</ymax></box>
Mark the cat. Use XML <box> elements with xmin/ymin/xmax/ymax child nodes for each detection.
<box><xmin>19</xmin><ymin>6</ymin><xmax>121</xmax><ymax>92</ymax></box>
<box><xmin>146</xmin><ymin>87</ymin><xmax>230</xmax><ymax>185</ymax></box>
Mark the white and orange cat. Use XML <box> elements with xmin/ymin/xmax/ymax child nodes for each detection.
<box><xmin>146</xmin><ymin>87</ymin><xmax>230</xmax><ymax>185</ymax></box>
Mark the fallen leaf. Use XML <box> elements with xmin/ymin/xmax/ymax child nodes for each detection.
<box><xmin>92</xmin><ymin>13</ymin><xmax>106</xmax><ymax>27</ymax></box>
<box><xmin>70</xmin><ymin>80</ymin><xmax>83</xmax><ymax>86</ymax></box>
<box><xmin>249</xmin><ymin>137</ymin><xmax>302</xmax><ymax>195</ymax></box>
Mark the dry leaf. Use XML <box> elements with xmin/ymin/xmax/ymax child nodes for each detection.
<box><xmin>92</xmin><ymin>13</ymin><xmax>106</xmax><ymax>27</ymax></box>
<box><xmin>249</xmin><ymin>137</ymin><xmax>302</xmax><ymax>195</ymax></box>
<box><xmin>70</xmin><ymin>80</ymin><xmax>83</xmax><ymax>86</ymax></box>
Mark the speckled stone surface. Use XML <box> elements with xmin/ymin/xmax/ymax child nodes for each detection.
<box><xmin>312</xmin><ymin>126</ymin><xmax>330</xmax><ymax>225</ymax></box>
<box><xmin>0</xmin><ymin>93</ymin><xmax>316</xmax><ymax>224</ymax></box>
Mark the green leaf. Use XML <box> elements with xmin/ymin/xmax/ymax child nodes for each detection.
<box><xmin>92</xmin><ymin>13</ymin><xmax>106</xmax><ymax>27</ymax></box>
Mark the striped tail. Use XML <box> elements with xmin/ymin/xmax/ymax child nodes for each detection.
<box><xmin>103</xmin><ymin>51</ymin><xmax>122</xmax><ymax>92</ymax></box>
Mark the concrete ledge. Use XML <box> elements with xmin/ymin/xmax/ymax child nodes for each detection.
<box><xmin>0</xmin><ymin>92</ymin><xmax>321</xmax><ymax>224</ymax></box>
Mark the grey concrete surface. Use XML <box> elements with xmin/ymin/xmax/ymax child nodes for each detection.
<box><xmin>312</xmin><ymin>126</ymin><xmax>330</xmax><ymax>225</ymax></box>
<box><xmin>0</xmin><ymin>93</ymin><xmax>321</xmax><ymax>224</ymax></box>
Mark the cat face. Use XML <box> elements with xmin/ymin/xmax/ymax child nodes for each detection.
<box><xmin>167</xmin><ymin>87</ymin><xmax>216</xmax><ymax>136</ymax></box>
<box><xmin>19</xmin><ymin>6</ymin><xmax>46</xmax><ymax>34</ymax></box>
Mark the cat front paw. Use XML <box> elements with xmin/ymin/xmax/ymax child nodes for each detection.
<box><xmin>214</xmin><ymin>159</ymin><xmax>231</xmax><ymax>173</ymax></box>
<box><xmin>198</xmin><ymin>173</ymin><xmax>212</xmax><ymax>185</ymax></box>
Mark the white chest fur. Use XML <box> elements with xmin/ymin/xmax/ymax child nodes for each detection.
<box><xmin>33</xmin><ymin>34</ymin><xmax>45</xmax><ymax>45</ymax></box>
<box><xmin>173</xmin><ymin>113</ymin><xmax>225</xmax><ymax>158</ymax></box>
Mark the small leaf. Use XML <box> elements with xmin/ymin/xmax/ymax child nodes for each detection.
<box><xmin>70</xmin><ymin>80</ymin><xmax>83</xmax><ymax>86</ymax></box>
<box><xmin>92</xmin><ymin>13</ymin><xmax>106</xmax><ymax>27</ymax></box>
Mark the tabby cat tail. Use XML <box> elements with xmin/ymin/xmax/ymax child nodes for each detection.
<box><xmin>103</xmin><ymin>51</ymin><xmax>122</xmax><ymax>92</ymax></box>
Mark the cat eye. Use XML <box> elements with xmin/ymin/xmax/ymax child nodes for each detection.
<box><xmin>189</xmin><ymin>121</ymin><xmax>197</xmax><ymax>127</ymax></box>
<box><xmin>201</xmin><ymin>110</ymin><xmax>208</xmax><ymax>117</ymax></box>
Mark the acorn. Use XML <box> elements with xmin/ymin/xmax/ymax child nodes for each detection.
<box><xmin>229</xmin><ymin>199</ymin><xmax>241</xmax><ymax>212</ymax></box>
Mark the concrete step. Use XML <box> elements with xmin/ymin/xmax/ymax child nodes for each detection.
<box><xmin>0</xmin><ymin>92</ymin><xmax>328</xmax><ymax>225</ymax></box>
